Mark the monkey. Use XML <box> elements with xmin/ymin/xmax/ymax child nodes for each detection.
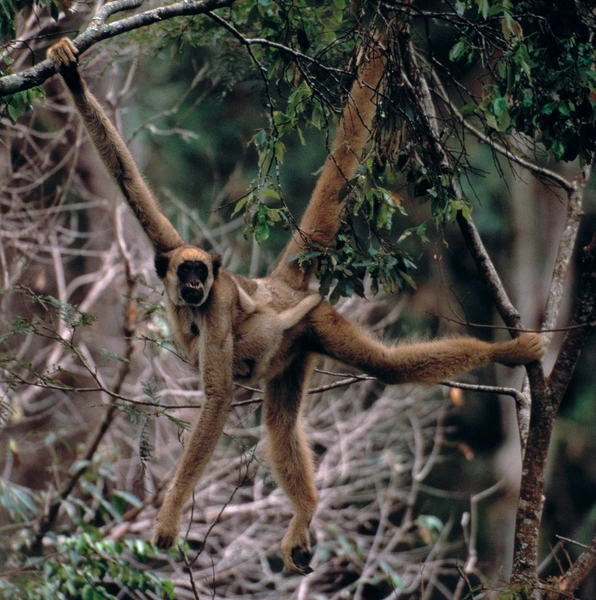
<box><xmin>153</xmin><ymin>243</ymin><xmax>319</xmax><ymax>381</ymax></box>
<box><xmin>233</xmin><ymin>289</ymin><xmax>322</xmax><ymax>382</ymax></box>
<box><xmin>47</xmin><ymin>37</ymin><xmax>546</xmax><ymax>575</ymax></box>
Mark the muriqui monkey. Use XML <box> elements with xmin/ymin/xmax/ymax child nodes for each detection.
<box><xmin>47</xmin><ymin>37</ymin><xmax>546</xmax><ymax>575</ymax></box>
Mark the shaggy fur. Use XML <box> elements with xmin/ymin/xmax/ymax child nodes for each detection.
<box><xmin>48</xmin><ymin>37</ymin><xmax>546</xmax><ymax>575</ymax></box>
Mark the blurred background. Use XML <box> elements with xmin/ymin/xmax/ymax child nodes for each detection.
<box><xmin>1</xmin><ymin>1</ymin><xmax>595</xmax><ymax>598</ymax></box>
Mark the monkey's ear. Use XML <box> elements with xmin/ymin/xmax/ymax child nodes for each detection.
<box><xmin>155</xmin><ymin>255</ymin><xmax>169</xmax><ymax>279</ymax></box>
<box><xmin>211</xmin><ymin>254</ymin><xmax>222</xmax><ymax>279</ymax></box>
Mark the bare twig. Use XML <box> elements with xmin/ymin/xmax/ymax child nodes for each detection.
<box><xmin>0</xmin><ymin>0</ymin><xmax>235</xmax><ymax>97</ymax></box>
<box><xmin>549</xmin><ymin>534</ymin><xmax>596</xmax><ymax>599</ymax></box>
<box><xmin>541</xmin><ymin>164</ymin><xmax>592</xmax><ymax>343</ymax></box>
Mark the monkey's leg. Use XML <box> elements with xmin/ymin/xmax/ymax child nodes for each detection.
<box><xmin>276</xmin><ymin>294</ymin><xmax>322</xmax><ymax>330</ymax></box>
<box><xmin>153</xmin><ymin>331</ymin><xmax>234</xmax><ymax>550</ymax></box>
<box><xmin>152</xmin><ymin>394</ymin><xmax>232</xmax><ymax>550</ymax></box>
<box><xmin>264</xmin><ymin>354</ymin><xmax>318</xmax><ymax>575</ymax></box>
<box><xmin>309</xmin><ymin>303</ymin><xmax>545</xmax><ymax>384</ymax></box>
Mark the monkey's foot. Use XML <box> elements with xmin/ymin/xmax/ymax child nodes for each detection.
<box><xmin>47</xmin><ymin>38</ymin><xmax>78</xmax><ymax>68</ymax></box>
<box><xmin>281</xmin><ymin>521</ymin><xmax>313</xmax><ymax>575</ymax></box>
<box><xmin>151</xmin><ymin>511</ymin><xmax>181</xmax><ymax>551</ymax></box>
<box><xmin>493</xmin><ymin>332</ymin><xmax>547</xmax><ymax>367</ymax></box>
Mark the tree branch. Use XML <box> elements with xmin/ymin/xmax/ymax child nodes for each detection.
<box><xmin>547</xmin><ymin>232</ymin><xmax>596</xmax><ymax>403</ymax></box>
<box><xmin>206</xmin><ymin>11</ymin><xmax>348</xmax><ymax>75</ymax></box>
<box><xmin>393</xmin><ymin>19</ymin><xmax>564</xmax><ymax>590</ymax></box>
<box><xmin>541</xmin><ymin>164</ymin><xmax>592</xmax><ymax>342</ymax></box>
<box><xmin>441</xmin><ymin>379</ymin><xmax>527</xmax><ymax>405</ymax></box>
<box><xmin>0</xmin><ymin>0</ymin><xmax>235</xmax><ymax>98</ymax></box>
<box><xmin>551</xmin><ymin>533</ymin><xmax>596</xmax><ymax>598</ymax></box>
<box><xmin>430</xmin><ymin>70</ymin><xmax>575</xmax><ymax>195</ymax></box>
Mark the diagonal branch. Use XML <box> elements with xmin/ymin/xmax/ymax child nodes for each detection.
<box><xmin>547</xmin><ymin>232</ymin><xmax>596</xmax><ymax>404</ymax></box>
<box><xmin>551</xmin><ymin>533</ymin><xmax>596</xmax><ymax>599</ymax></box>
<box><xmin>396</xmin><ymin>22</ymin><xmax>527</xmax><ymax>333</ymax></box>
<box><xmin>0</xmin><ymin>0</ymin><xmax>235</xmax><ymax>98</ymax></box>
<box><xmin>430</xmin><ymin>72</ymin><xmax>575</xmax><ymax>195</ymax></box>
<box><xmin>392</xmin><ymin>18</ymin><xmax>570</xmax><ymax>590</ymax></box>
<box><xmin>541</xmin><ymin>165</ymin><xmax>592</xmax><ymax>342</ymax></box>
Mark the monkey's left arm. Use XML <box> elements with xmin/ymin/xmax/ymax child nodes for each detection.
<box><xmin>152</xmin><ymin>303</ymin><xmax>234</xmax><ymax>550</ymax></box>
<box><xmin>272</xmin><ymin>39</ymin><xmax>386</xmax><ymax>289</ymax></box>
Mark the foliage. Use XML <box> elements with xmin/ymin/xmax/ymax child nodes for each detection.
<box><xmin>0</xmin><ymin>84</ymin><xmax>45</xmax><ymax>124</ymax></box>
<box><xmin>0</xmin><ymin>452</ymin><xmax>174</xmax><ymax>600</ymax></box>
<box><xmin>0</xmin><ymin>0</ymin><xmax>51</xmax><ymax>121</ymax></box>
<box><xmin>0</xmin><ymin>0</ymin><xmax>59</xmax><ymax>38</ymax></box>
<box><xmin>220</xmin><ymin>0</ymin><xmax>595</xmax><ymax>298</ymax></box>
<box><xmin>451</xmin><ymin>0</ymin><xmax>596</xmax><ymax>163</ymax></box>
<box><xmin>0</xmin><ymin>532</ymin><xmax>175</xmax><ymax>600</ymax></box>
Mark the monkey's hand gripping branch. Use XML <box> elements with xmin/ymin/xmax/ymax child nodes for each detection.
<box><xmin>2</xmin><ymin>0</ymin><xmax>236</xmax><ymax>98</ymax></box>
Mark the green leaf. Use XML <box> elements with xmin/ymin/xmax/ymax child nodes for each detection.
<box><xmin>254</xmin><ymin>222</ymin><xmax>269</xmax><ymax>243</ymax></box>
<box><xmin>475</xmin><ymin>0</ymin><xmax>488</xmax><ymax>19</ymax></box>
<box><xmin>398</xmin><ymin>270</ymin><xmax>417</xmax><ymax>290</ymax></box>
<box><xmin>232</xmin><ymin>194</ymin><xmax>249</xmax><ymax>216</ymax></box>
<box><xmin>252</xmin><ymin>129</ymin><xmax>267</xmax><ymax>151</ymax></box>
<box><xmin>460</xmin><ymin>103</ymin><xmax>478</xmax><ymax>116</ymax></box>
<box><xmin>311</xmin><ymin>101</ymin><xmax>324</xmax><ymax>129</ymax></box>
<box><xmin>485</xmin><ymin>112</ymin><xmax>498</xmax><ymax>130</ymax></box>
<box><xmin>262</xmin><ymin>188</ymin><xmax>280</xmax><ymax>199</ymax></box>
<box><xmin>449</xmin><ymin>40</ymin><xmax>466</xmax><ymax>63</ymax></box>
<box><xmin>492</xmin><ymin>96</ymin><xmax>508</xmax><ymax>117</ymax></box>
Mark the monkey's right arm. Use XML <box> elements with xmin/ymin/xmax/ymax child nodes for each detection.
<box><xmin>47</xmin><ymin>38</ymin><xmax>184</xmax><ymax>254</ymax></box>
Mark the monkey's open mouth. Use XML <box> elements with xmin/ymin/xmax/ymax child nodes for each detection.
<box><xmin>181</xmin><ymin>286</ymin><xmax>204</xmax><ymax>305</ymax></box>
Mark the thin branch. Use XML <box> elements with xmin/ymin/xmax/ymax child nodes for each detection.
<box><xmin>464</xmin><ymin>478</ymin><xmax>507</xmax><ymax>575</ymax></box>
<box><xmin>441</xmin><ymin>379</ymin><xmax>527</xmax><ymax>405</ymax></box>
<box><xmin>0</xmin><ymin>0</ymin><xmax>235</xmax><ymax>97</ymax></box>
<box><xmin>541</xmin><ymin>164</ymin><xmax>592</xmax><ymax>343</ymax></box>
<box><xmin>550</xmin><ymin>534</ymin><xmax>596</xmax><ymax>599</ymax></box>
<box><xmin>548</xmin><ymin>233</ymin><xmax>596</xmax><ymax>404</ymax></box>
<box><xmin>207</xmin><ymin>12</ymin><xmax>348</xmax><ymax>76</ymax></box>
<box><xmin>430</xmin><ymin>69</ymin><xmax>574</xmax><ymax>194</ymax></box>
<box><xmin>429</xmin><ymin>310</ymin><xmax>596</xmax><ymax>334</ymax></box>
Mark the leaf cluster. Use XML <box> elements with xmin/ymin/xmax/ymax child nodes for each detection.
<box><xmin>449</xmin><ymin>0</ymin><xmax>596</xmax><ymax>162</ymax></box>
<box><xmin>0</xmin><ymin>435</ymin><xmax>174</xmax><ymax>599</ymax></box>
<box><xmin>0</xmin><ymin>533</ymin><xmax>174</xmax><ymax>599</ymax></box>
<box><xmin>0</xmin><ymin>0</ymin><xmax>58</xmax><ymax>39</ymax></box>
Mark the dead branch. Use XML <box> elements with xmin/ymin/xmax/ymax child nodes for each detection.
<box><xmin>0</xmin><ymin>0</ymin><xmax>235</xmax><ymax>98</ymax></box>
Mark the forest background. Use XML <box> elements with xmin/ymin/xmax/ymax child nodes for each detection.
<box><xmin>0</xmin><ymin>1</ymin><xmax>595</xmax><ymax>599</ymax></box>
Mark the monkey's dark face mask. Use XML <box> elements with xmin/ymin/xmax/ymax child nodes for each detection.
<box><xmin>177</xmin><ymin>261</ymin><xmax>208</xmax><ymax>305</ymax></box>
<box><xmin>156</xmin><ymin>247</ymin><xmax>222</xmax><ymax>309</ymax></box>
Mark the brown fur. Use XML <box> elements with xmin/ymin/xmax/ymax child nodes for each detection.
<box><xmin>234</xmin><ymin>289</ymin><xmax>322</xmax><ymax>382</ymax></box>
<box><xmin>48</xmin><ymin>37</ymin><xmax>546</xmax><ymax>575</ymax></box>
<box><xmin>271</xmin><ymin>40</ymin><xmax>387</xmax><ymax>289</ymax></box>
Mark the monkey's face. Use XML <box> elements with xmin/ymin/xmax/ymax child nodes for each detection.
<box><xmin>155</xmin><ymin>246</ymin><xmax>221</xmax><ymax>308</ymax></box>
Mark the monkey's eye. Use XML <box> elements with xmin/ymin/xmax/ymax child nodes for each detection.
<box><xmin>178</xmin><ymin>263</ymin><xmax>190</xmax><ymax>277</ymax></box>
<box><xmin>196</xmin><ymin>263</ymin><xmax>208</xmax><ymax>279</ymax></box>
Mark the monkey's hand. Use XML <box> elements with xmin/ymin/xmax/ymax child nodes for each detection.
<box><xmin>47</xmin><ymin>37</ymin><xmax>78</xmax><ymax>70</ymax></box>
<box><xmin>152</xmin><ymin>499</ymin><xmax>182</xmax><ymax>551</ymax></box>
<box><xmin>281</xmin><ymin>515</ymin><xmax>314</xmax><ymax>575</ymax></box>
<box><xmin>491</xmin><ymin>332</ymin><xmax>547</xmax><ymax>367</ymax></box>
